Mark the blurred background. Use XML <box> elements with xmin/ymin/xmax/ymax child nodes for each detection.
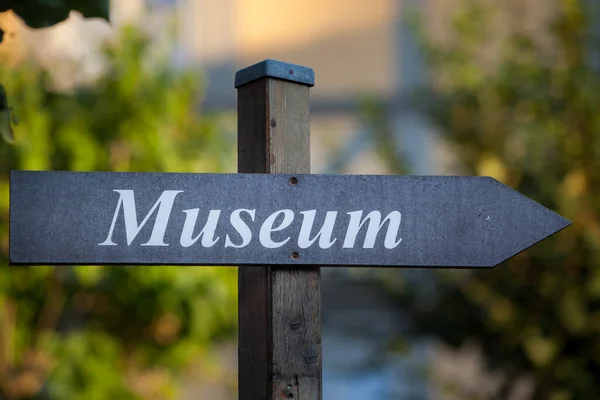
<box><xmin>0</xmin><ymin>0</ymin><xmax>597</xmax><ymax>398</ymax></box>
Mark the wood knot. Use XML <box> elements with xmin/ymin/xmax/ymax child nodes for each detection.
<box><xmin>288</xmin><ymin>316</ymin><xmax>303</xmax><ymax>331</ymax></box>
<box><xmin>271</xmin><ymin>371</ymin><xmax>281</xmax><ymax>381</ymax></box>
<box><xmin>303</xmin><ymin>344</ymin><xmax>319</xmax><ymax>364</ymax></box>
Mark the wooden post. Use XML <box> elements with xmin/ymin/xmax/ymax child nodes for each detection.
<box><xmin>235</xmin><ymin>60</ymin><xmax>321</xmax><ymax>400</ymax></box>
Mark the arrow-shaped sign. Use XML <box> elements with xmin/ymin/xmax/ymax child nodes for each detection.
<box><xmin>9</xmin><ymin>171</ymin><xmax>570</xmax><ymax>267</ymax></box>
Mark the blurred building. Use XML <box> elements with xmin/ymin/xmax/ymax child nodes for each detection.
<box><xmin>165</xmin><ymin>0</ymin><xmax>555</xmax><ymax>177</ymax></box>
<box><xmin>173</xmin><ymin>0</ymin><xmax>437</xmax><ymax>175</ymax></box>
<box><xmin>0</xmin><ymin>0</ymin><xmax>559</xmax><ymax>176</ymax></box>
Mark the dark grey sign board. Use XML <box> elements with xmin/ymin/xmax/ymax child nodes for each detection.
<box><xmin>9</xmin><ymin>171</ymin><xmax>570</xmax><ymax>267</ymax></box>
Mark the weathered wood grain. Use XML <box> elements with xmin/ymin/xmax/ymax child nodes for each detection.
<box><xmin>237</xmin><ymin>76</ymin><xmax>321</xmax><ymax>399</ymax></box>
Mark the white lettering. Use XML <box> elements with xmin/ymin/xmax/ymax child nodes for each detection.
<box><xmin>225</xmin><ymin>209</ymin><xmax>256</xmax><ymax>248</ymax></box>
<box><xmin>259</xmin><ymin>209</ymin><xmax>294</xmax><ymax>248</ymax></box>
<box><xmin>343</xmin><ymin>211</ymin><xmax>402</xmax><ymax>249</ymax></box>
<box><xmin>99</xmin><ymin>190</ymin><xmax>404</xmax><ymax>251</ymax></box>
<box><xmin>298</xmin><ymin>210</ymin><xmax>337</xmax><ymax>249</ymax></box>
<box><xmin>99</xmin><ymin>190</ymin><xmax>182</xmax><ymax>246</ymax></box>
<box><xmin>180</xmin><ymin>209</ymin><xmax>221</xmax><ymax>247</ymax></box>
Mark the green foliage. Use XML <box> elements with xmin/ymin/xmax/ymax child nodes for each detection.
<box><xmin>0</xmin><ymin>27</ymin><xmax>237</xmax><ymax>399</ymax></box>
<box><xmin>371</xmin><ymin>0</ymin><xmax>600</xmax><ymax>398</ymax></box>
<box><xmin>0</xmin><ymin>0</ymin><xmax>110</xmax><ymax>43</ymax></box>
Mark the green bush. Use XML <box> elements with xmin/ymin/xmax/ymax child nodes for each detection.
<box><xmin>0</xmin><ymin>27</ymin><xmax>237</xmax><ymax>399</ymax></box>
<box><xmin>369</xmin><ymin>0</ymin><xmax>600</xmax><ymax>398</ymax></box>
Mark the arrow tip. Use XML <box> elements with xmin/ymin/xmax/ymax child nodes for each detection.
<box><xmin>483</xmin><ymin>177</ymin><xmax>572</xmax><ymax>267</ymax></box>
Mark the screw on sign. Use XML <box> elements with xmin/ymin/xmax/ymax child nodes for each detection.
<box><xmin>8</xmin><ymin>60</ymin><xmax>571</xmax><ymax>400</ymax></box>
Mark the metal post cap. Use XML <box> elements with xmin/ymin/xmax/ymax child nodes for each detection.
<box><xmin>235</xmin><ymin>59</ymin><xmax>315</xmax><ymax>88</ymax></box>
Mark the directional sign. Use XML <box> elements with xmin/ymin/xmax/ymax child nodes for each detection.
<box><xmin>9</xmin><ymin>170</ymin><xmax>570</xmax><ymax>267</ymax></box>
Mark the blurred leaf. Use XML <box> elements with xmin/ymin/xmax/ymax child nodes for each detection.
<box><xmin>0</xmin><ymin>84</ymin><xmax>15</xmax><ymax>144</ymax></box>
<box><xmin>12</xmin><ymin>2</ymin><xmax>71</xmax><ymax>29</ymax></box>
<box><xmin>67</xmin><ymin>0</ymin><xmax>109</xmax><ymax>20</ymax></box>
<box><xmin>0</xmin><ymin>109</ymin><xmax>14</xmax><ymax>144</ymax></box>
<box><xmin>0</xmin><ymin>0</ymin><xmax>109</xmax><ymax>43</ymax></box>
<box><xmin>72</xmin><ymin>266</ymin><xmax>105</xmax><ymax>287</ymax></box>
<box><xmin>523</xmin><ymin>332</ymin><xmax>560</xmax><ymax>367</ymax></box>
